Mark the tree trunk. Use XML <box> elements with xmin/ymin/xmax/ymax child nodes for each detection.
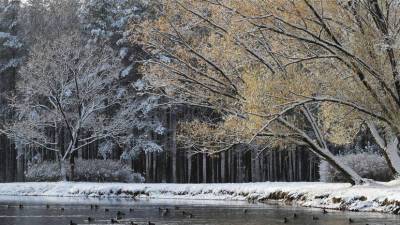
<box><xmin>69</xmin><ymin>152</ymin><xmax>75</xmax><ymax>181</ymax></box>
<box><xmin>60</xmin><ymin>159</ymin><xmax>68</xmax><ymax>181</ymax></box>
<box><xmin>187</xmin><ymin>154</ymin><xmax>192</xmax><ymax>183</ymax></box>
<box><xmin>221</xmin><ymin>152</ymin><xmax>225</xmax><ymax>182</ymax></box>
<box><xmin>170</xmin><ymin>111</ymin><xmax>177</xmax><ymax>183</ymax></box>
<box><xmin>16</xmin><ymin>141</ymin><xmax>24</xmax><ymax>182</ymax></box>
<box><xmin>367</xmin><ymin>122</ymin><xmax>400</xmax><ymax>176</ymax></box>
<box><xmin>202</xmin><ymin>153</ymin><xmax>207</xmax><ymax>183</ymax></box>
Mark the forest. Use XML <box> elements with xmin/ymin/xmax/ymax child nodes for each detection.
<box><xmin>0</xmin><ymin>0</ymin><xmax>399</xmax><ymax>187</ymax></box>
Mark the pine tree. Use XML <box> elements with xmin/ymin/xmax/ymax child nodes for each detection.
<box><xmin>80</xmin><ymin>0</ymin><xmax>166</xmax><ymax>159</ymax></box>
<box><xmin>0</xmin><ymin>0</ymin><xmax>23</xmax><ymax>119</ymax></box>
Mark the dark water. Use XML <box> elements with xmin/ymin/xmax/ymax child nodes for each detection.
<box><xmin>0</xmin><ymin>196</ymin><xmax>398</xmax><ymax>225</ymax></box>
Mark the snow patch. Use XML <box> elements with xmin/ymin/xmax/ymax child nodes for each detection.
<box><xmin>2</xmin><ymin>182</ymin><xmax>400</xmax><ymax>214</ymax></box>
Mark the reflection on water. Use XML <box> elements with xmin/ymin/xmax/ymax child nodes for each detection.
<box><xmin>0</xmin><ymin>196</ymin><xmax>398</xmax><ymax>225</ymax></box>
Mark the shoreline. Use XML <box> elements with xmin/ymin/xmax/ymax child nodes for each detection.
<box><xmin>0</xmin><ymin>181</ymin><xmax>400</xmax><ymax>214</ymax></box>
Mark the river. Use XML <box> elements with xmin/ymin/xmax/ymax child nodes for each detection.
<box><xmin>0</xmin><ymin>196</ymin><xmax>398</xmax><ymax>225</ymax></box>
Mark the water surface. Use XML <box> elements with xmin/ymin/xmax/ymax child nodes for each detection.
<box><xmin>0</xmin><ymin>196</ymin><xmax>398</xmax><ymax>225</ymax></box>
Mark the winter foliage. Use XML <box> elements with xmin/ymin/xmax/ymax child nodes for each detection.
<box><xmin>26</xmin><ymin>159</ymin><xmax>144</xmax><ymax>183</ymax></box>
<box><xmin>320</xmin><ymin>152</ymin><xmax>393</xmax><ymax>182</ymax></box>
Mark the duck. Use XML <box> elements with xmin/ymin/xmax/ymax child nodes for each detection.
<box><xmin>187</xmin><ymin>213</ymin><xmax>194</xmax><ymax>218</ymax></box>
<box><xmin>60</xmin><ymin>207</ymin><xmax>64</xmax><ymax>211</ymax></box>
<box><xmin>46</xmin><ymin>204</ymin><xmax>50</xmax><ymax>209</ymax></box>
<box><xmin>322</xmin><ymin>208</ymin><xmax>328</xmax><ymax>214</ymax></box>
<box><xmin>69</xmin><ymin>220</ymin><xmax>77</xmax><ymax>225</ymax></box>
<box><xmin>117</xmin><ymin>210</ymin><xmax>125</xmax><ymax>216</ymax></box>
<box><xmin>349</xmin><ymin>218</ymin><xmax>354</xmax><ymax>223</ymax></box>
<box><xmin>174</xmin><ymin>206</ymin><xmax>180</xmax><ymax>210</ymax></box>
<box><xmin>129</xmin><ymin>222</ymin><xmax>138</xmax><ymax>225</ymax></box>
<box><xmin>293</xmin><ymin>213</ymin><xmax>297</xmax><ymax>219</ymax></box>
<box><xmin>283</xmin><ymin>217</ymin><xmax>289</xmax><ymax>223</ymax></box>
<box><xmin>312</xmin><ymin>216</ymin><xmax>319</xmax><ymax>220</ymax></box>
<box><xmin>19</xmin><ymin>204</ymin><xmax>23</xmax><ymax>209</ymax></box>
<box><xmin>129</xmin><ymin>208</ymin><xmax>134</xmax><ymax>212</ymax></box>
<box><xmin>87</xmin><ymin>217</ymin><xmax>94</xmax><ymax>223</ymax></box>
<box><xmin>243</xmin><ymin>209</ymin><xmax>248</xmax><ymax>214</ymax></box>
<box><xmin>105</xmin><ymin>208</ymin><xmax>109</xmax><ymax>212</ymax></box>
<box><xmin>148</xmin><ymin>221</ymin><xmax>155</xmax><ymax>225</ymax></box>
<box><xmin>111</xmin><ymin>218</ymin><xmax>119</xmax><ymax>224</ymax></box>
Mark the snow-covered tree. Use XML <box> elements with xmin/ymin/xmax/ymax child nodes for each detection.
<box><xmin>79</xmin><ymin>0</ymin><xmax>166</xmax><ymax>158</ymax></box>
<box><xmin>0</xmin><ymin>0</ymin><xmax>23</xmax><ymax>115</ymax></box>
<box><xmin>18</xmin><ymin>0</ymin><xmax>81</xmax><ymax>45</ymax></box>
<box><xmin>7</xmin><ymin>33</ymin><xmax>125</xmax><ymax>180</ymax></box>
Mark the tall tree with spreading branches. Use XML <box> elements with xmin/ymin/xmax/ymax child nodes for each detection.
<box><xmin>130</xmin><ymin>0</ymin><xmax>400</xmax><ymax>185</ymax></box>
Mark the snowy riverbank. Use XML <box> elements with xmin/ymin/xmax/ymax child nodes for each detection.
<box><xmin>1</xmin><ymin>181</ymin><xmax>400</xmax><ymax>214</ymax></box>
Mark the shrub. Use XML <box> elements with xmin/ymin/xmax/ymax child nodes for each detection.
<box><xmin>26</xmin><ymin>159</ymin><xmax>145</xmax><ymax>183</ymax></box>
<box><xmin>25</xmin><ymin>161</ymin><xmax>62</xmax><ymax>182</ymax></box>
<box><xmin>319</xmin><ymin>152</ymin><xmax>393</xmax><ymax>182</ymax></box>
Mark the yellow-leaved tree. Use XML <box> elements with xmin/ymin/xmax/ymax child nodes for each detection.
<box><xmin>130</xmin><ymin>0</ymin><xmax>400</xmax><ymax>185</ymax></box>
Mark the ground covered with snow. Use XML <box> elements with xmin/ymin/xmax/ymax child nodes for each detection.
<box><xmin>1</xmin><ymin>181</ymin><xmax>400</xmax><ymax>214</ymax></box>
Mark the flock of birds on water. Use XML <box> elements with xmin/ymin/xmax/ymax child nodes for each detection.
<box><xmin>1</xmin><ymin>203</ymin><xmax>391</xmax><ymax>225</ymax></box>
